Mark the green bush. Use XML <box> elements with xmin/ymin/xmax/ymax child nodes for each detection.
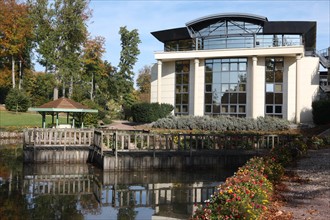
<box><xmin>193</xmin><ymin>157</ymin><xmax>274</xmax><ymax>219</ymax></box>
<box><xmin>153</xmin><ymin>115</ymin><xmax>290</xmax><ymax>131</ymax></box>
<box><xmin>73</xmin><ymin>99</ymin><xmax>105</xmax><ymax>127</ymax></box>
<box><xmin>312</xmin><ymin>100</ymin><xmax>330</xmax><ymax>125</ymax></box>
<box><xmin>5</xmin><ymin>88</ymin><xmax>31</xmax><ymax>112</ymax></box>
<box><xmin>131</xmin><ymin>102</ymin><xmax>174</xmax><ymax>123</ymax></box>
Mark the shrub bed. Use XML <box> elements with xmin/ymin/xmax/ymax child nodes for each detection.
<box><xmin>192</xmin><ymin>136</ymin><xmax>315</xmax><ymax>219</ymax></box>
<box><xmin>153</xmin><ymin>115</ymin><xmax>290</xmax><ymax>131</ymax></box>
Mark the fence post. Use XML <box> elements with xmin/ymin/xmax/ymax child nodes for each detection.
<box><xmin>115</xmin><ymin>131</ymin><xmax>118</xmax><ymax>169</ymax></box>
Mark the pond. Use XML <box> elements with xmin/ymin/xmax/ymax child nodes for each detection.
<box><xmin>0</xmin><ymin>144</ymin><xmax>237</xmax><ymax>220</ymax></box>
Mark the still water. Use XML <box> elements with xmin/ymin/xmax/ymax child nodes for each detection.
<box><xmin>0</xmin><ymin>144</ymin><xmax>236</xmax><ymax>220</ymax></box>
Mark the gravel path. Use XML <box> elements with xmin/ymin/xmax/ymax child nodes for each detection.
<box><xmin>280</xmin><ymin>148</ymin><xmax>330</xmax><ymax>220</ymax></box>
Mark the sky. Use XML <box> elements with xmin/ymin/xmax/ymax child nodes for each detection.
<box><xmin>84</xmin><ymin>0</ymin><xmax>330</xmax><ymax>78</ymax></box>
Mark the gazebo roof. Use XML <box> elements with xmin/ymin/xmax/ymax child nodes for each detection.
<box><xmin>29</xmin><ymin>97</ymin><xmax>98</xmax><ymax>113</ymax></box>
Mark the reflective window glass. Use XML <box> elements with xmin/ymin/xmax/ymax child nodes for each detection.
<box><xmin>205</xmin><ymin>105</ymin><xmax>212</xmax><ymax>113</ymax></box>
<box><xmin>275</xmin><ymin>93</ymin><xmax>282</xmax><ymax>104</ymax></box>
<box><xmin>266</xmin><ymin>84</ymin><xmax>274</xmax><ymax>92</ymax></box>
<box><xmin>275</xmin><ymin>106</ymin><xmax>282</xmax><ymax>113</ymax></box>
<box><xmin>222</xmin><ymin>72</ymin><xmax>230</xmax><ymax>82</ymax></box>
<box><xmin>239</xmin><ymin>63</ymin><xmax>247</xmax><ymax>71</ymax></box>
<box><xmin>266</xmin><ymin>106</ymin><xmax>273</xmax><ymax>113</ymax></box>
<box><xmin>205</xmin><ymin>72</ymin><xmax>212</xmax><ymax>83</ymax></box>
<box><xmin>205</xmin><ymin>58</ymin><xmax>247</xmax><ymax>116</ymax></box>
<box><xmin>205</xmin><ymin>84</ymin><xmax>212</xmax><ymax>92</ymax></box>
<box><xmin>222</xmin><ymin>63</ymin><xmax>229</xmax><ymax>71</ymax></box>
<box><xmin>275</xmin><ymin>84</ymin><xmax>282</xmax><ymax>92</ymax></box>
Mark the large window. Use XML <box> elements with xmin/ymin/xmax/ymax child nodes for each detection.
<box><xmin>204</xmin><ymin>58</ymin><xmax>247</xmax><ymax>117</ymax></box>
<box><xmin>265</xmin><ymin>58</ymin><xmax>283</xmax><ymax>118</ymax></box>
<box><xmin>175</xmin><ymin>61</ymin><xmax>190</xmax><ymax>115</ymax></box>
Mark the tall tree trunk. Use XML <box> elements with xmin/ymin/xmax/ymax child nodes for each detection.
<box><xmin>68</xmin><ymin>76</ymin><xmax>73</xmax><ymax>98</ymax></box>
<box><xmin>53</xmin><ymin>87</ymin><xmax>58</xmax><ymax>100</ymax></box>
<box><xmin>53</xmin><ymin>70</ymin><xmax>59</xmax><ymax>100</ymax></box>
<box><xmin>62</xmin><ymin>80</ymin><xmax>66</xmax><ymax>98</ymax></box>
<box><xmin>90</xmin><ymin>72</ymin><xmax>94</xmax><ymax>101</ymax></box>
<box><xmin>18</xmin><ymin>60</ymin><xmax>22</xmax><ymax>90</ymax></box>
<box><xmin>11</xmin><ymin>56</ymin><xmax>15</xmax><ymax>88</ymax></box>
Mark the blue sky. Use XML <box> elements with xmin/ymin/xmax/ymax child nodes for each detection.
<box><xmin>87</xmin><ymin>0</ymin><xmax>329</xmax><ymax>77</ymax></box>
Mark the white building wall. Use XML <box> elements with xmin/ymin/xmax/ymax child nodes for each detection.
<box><xmin>161</xmin><ymin>62</ymin><xmax>175</xmax><ymax>105</ymax></box>
<box><xmin>284</xmin><ymin>57</ymin><xmax>297</xmax><ymax>122</ymax></box>
<box><xmin>150</xmin><ymin>63</ymin><xmax>158</xmax><ymax>103</ymax></box>
<box><xmin>298</xmin><ymin>57</ymin><xmax>319</xmax><ymax>123</ymax></box>
<box><xmin>193</xmin><ymin>59</ymin><xmax>205</xmax><ymax>116</ymax></box>
<box><xmin>255</xmin><ymin>57</ymin><xmax>266</xmax><ymax>118</ymax></box>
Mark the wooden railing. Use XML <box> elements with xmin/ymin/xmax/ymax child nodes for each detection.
<box><xmin>23</xmin><ymin>128</ymin><xmax>94</xmax><ymax>147</ymax></box>
<box><xmin>93</xmin><ymin>130</ymin><xmax>290</xmax><ymax>154</ymax></box>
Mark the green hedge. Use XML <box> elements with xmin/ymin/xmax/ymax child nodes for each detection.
<box><xmin>312</xmin><ymin>100</ymin><xmax>330</xmax><ymax>125</ymax></box>
<box><xmin>153</xmin><ymin>115</ymin><xmax>290</xmax><ymax>131</ymax></box>
<box><xmin>131</xmin><ymin>102</ymin><xmax>173</xmax><ymax>123</ymax></box>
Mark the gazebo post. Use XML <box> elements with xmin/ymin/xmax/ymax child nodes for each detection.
<box><xmin>56</xmin><ymin>113</ymin><xmax>59</xmax><ymax>127</ymax></box>
<box><xmin>81</xmin><ymin>113</ymin><xmax>84</xmax><ymax>128</ymax></box>
<box><xmin>72</xmin><ymin>113</ymin><xmax>75</xmax><ymax>128</ymax></box>
<box><xmin>42</xmin><ymin>112</ymin><xmax>46</xmax><ymax>128</ymax></box>
<box><xmin>67</xmin><ymin>113</ymin><xmax>69</xmax><ymax>124</ymax></box>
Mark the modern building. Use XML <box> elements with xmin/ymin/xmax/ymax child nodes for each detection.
<box><xmin>150</xmin><ymin>13</ymin><xmax>321</xmax><ymax>123</ymax></box>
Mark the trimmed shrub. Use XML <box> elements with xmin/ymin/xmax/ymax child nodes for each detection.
<box><xmin>131</xmin><ymin>102</ymin><xmax>174</xmax><ymax>123</ymax></box>
<box><xmin>312</xmin><ymin>100</ymin><xmax>330</xmax><ymax>125</ymax></box>
<box><xmin>5</xmin><ymin>88</ymin><xmax>31</xmax><ymax>112</ymax></box>
<box><xmin>192</xmin><ymin>157</ymin><xmax>274</xmax><ymax>219</ymax></box>
<box><xmin>153</xmin><ymin>115</ymin><xmax>290</xmax><ymax>132</ymax></box>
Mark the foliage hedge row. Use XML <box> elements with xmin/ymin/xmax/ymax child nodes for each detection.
<box><xmin>153</xmin><ymin>115</ymin><xmax>290</xmax><ymax>131</ymax></box>
<box><xmin>312</xmin><ymin>100</ymin><xmax>330</xmax><ymax>125</ymax></box>
<box><xmin>131</xmin><ymin>103</ymin><xmax>173</xmax><ymax>123</ymax></box>
<box><xmin>192</xmin><ymin>135</ymin><xmax>317</xmax><ymax>219</ymax></box>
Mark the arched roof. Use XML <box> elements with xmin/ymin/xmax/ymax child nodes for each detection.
<box><xmin>186</xmin><ymin>13</ymin><xmax>268</xmax><ymax>32</ymax></box>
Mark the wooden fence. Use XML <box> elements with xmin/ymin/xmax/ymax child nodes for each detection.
<box><xmin>24</xmin><ymin>128</ymin><xmax>94</xmax><ymax>148</ymax></box>
<box><xmin>93</xmin><ymin>130</ymin><xmax>288</xmax><ymax>154</ymax></box>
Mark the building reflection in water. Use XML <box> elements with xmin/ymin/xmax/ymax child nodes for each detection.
<box><xmin>22</xmin><ymin>164</ymin><xmax>234</xmax><ymax>219</ymax></box>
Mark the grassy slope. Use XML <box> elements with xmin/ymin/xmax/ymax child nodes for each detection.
<box><xmin>0</xmin><ymin>110</ymin><xmax>67</xmax><ymax>129</ymax></box>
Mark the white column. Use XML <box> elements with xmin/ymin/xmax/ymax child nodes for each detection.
<box><xmin>295</xmin><ymin>54</ymin><xmax>302</xmax><ymax>123</ymax></box>
<box><xmin>157</xmin><ymin>60</ymin><xmax>162</xmax><ymax>103</ymax></box>
<box><xmin>251</xmin><ymin>56</ymin><xmax>258</xmax><ymax>118</ymax></box>
<box><xmin>193</xmin><ymin>58</ymin><xmax>199</xmax><ymax>115</ymax></box>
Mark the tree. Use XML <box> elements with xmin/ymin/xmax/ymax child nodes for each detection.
<box><xmin>30</xmin><ymin>0</ymin><xmax>90</xmax><ymax>99</ymax></box>
<box><xmin>5</xmin><ymin>88</ymin><xmax>31</xmax><ymax>112</ymax></box>
<box><xmin>116</xmin><ymin>26</ymin><xmax>141</xmax><ymax>105</ymax></box>
<box><xmin>136</xmin><ymin>65</ymin><xmax>151</xmax><ymax>102</ymax></box>
<box><xmin>81</xmin><ymin>35</ymin><xmax>106</xmax><ymax>101</ymax></box>
<box><xmin>0</xmin><ymin>0</ymin><xmax>34</xmax><ymax>89</ymax></box>
<box><xmin>23</xmin><ymin>71</ymin><xmax>56</xmax><ymax>106</ymax></box>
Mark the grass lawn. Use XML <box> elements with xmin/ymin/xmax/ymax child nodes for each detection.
<box><xmin>0</xmin><ymin>110</ymin><xmax>67</xmax><ymax>130</ymax></box>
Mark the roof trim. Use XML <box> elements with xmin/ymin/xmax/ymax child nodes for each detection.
<box><xmin>186</xmin><ymin>12</ymin><xmax>268</xmax><ymax>27</ymax></box>
<box><xmin>151</xmin><ymin>27</ymin><xmax>191</xmax><ymax>43</ymax></box>
<box><xmin>28</xmin><ymin>107</ymin><xmax>98</xmax><ymax>113</ymax></box>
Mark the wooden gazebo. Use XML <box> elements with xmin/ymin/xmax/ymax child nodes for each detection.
<box><xmin>28</xmin><ymin>97</ymin><xmax>98</xmax><ymax>128</ymax></box>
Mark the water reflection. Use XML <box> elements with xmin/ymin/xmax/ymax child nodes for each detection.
<box><xmin>1</xmin><ymin>145</ymin><xmax>236</xmax><ymax>220</ymax></box>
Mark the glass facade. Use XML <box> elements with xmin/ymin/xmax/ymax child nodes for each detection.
<box><xmin>175</xmin><ymin>61</ymin><xmax>190</xmax><ymax>115</ymax></box>
<box><xmin>163</xmin><ymin>19</ymin><xmax>302</xmax><ymax>51</ymax></box>
<box><xmin>265</xmin><ymin>58</ymin><xmax>284</xmax><ymax>118</ymax></box>
<box><xmin>204</xmin><ymin>58</ymin><xmax>247</xmax><ymax>117</ymax></box>
<box><xmin>165</xmin><ymin>39</ymin><xmax>196</xmax><ymax>51</ymax></box>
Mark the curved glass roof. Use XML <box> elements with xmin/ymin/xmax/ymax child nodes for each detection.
<box><xmin>186</xmin><ymin>13</ymin><xmax>268</xmax><ymax>32</ymax></box>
